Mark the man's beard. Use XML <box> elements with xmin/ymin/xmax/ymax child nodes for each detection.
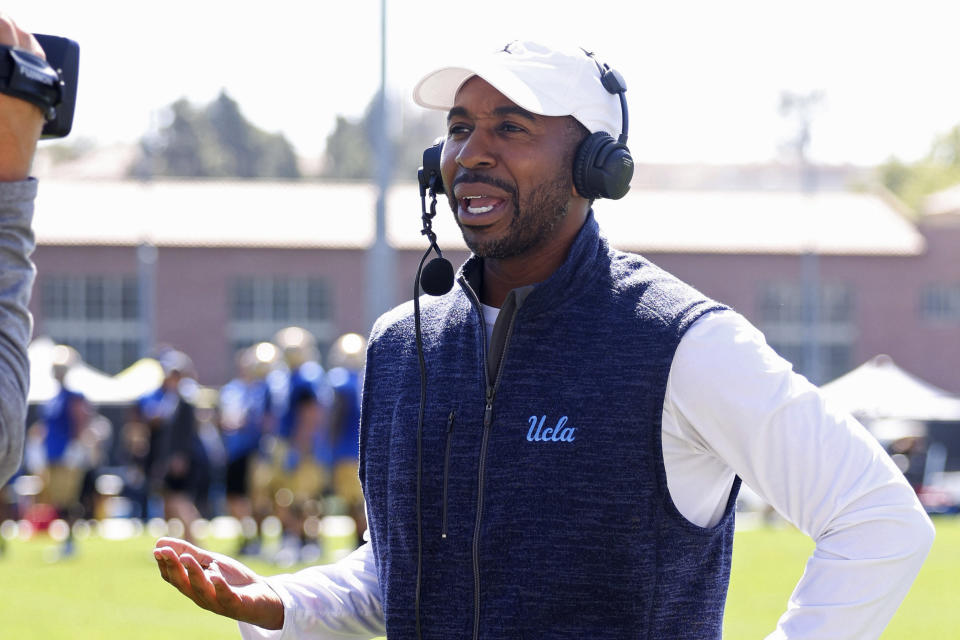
<box><xmin>450</xmin><ymin>174</ymin><xmax>572</xmax><ymax>259</ymax></box>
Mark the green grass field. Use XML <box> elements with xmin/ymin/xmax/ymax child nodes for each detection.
<box><xmin>725</xmin><ymin>517</ymin><xmax>960</xmax><ymax>638</ymax></box>
<box><xmin>0</xmin><ymin>517</ymin><xmax>957</xmax><ymax>639</ymax></box>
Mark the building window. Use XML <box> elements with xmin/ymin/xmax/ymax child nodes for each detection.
<box><xmin>756</xmin><ymin>282</ymin><xmax>856</xmax><ymax>383</ymax></box>
<box><xmin>40</xmin><ymin>275</ymin><xmax>141</xmax><ymax>374</ymax></box>
<box><xmin>232</xmin><ymin>279</ymin><xmax>256</xmax><ymax>321</ymax></box>
<box><xmin>228</xmin><ymin>276</ymin><xmax>334</xmax><ymax>360</ymax></box>
<box><xmin>920</xmin><ymin>284</ymin><xmax>960</xmax><ymax>323</ymax></box>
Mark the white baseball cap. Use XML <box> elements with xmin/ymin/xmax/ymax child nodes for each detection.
<box><xmin>412</xmin><ymin>41</ymin><xmax>623</xmax><ymax>137</ymax></box>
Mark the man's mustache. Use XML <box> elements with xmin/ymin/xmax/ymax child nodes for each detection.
<box><xmin>450</xmin><ymin>172</ymin><xmax>517</xmax><ymax>198</ymax></box>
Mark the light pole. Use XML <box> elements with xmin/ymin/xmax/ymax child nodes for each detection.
<box><xmin>365</xmin><ymin>0</ymin><xmax>397</xmax><ymax>331</ymax></box>
<box><xmin>137</xmin><ymin>240</ymin><xmax>157</xmax><ymax>359</ymax></box>
<box><xmin>781</xmin><ymin>91</ymin><xmax>824</xmax><ymax>384</ymax></box>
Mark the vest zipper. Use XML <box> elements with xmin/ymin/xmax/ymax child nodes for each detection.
<box><xmin>441</xmin><ymin>410</ymin><xmax>455</xmax><ymax>539</ymax></box>
<box><xmin>473</xmin><ymin>388</ymin><xmax>494</xmax><ymax>640</ymax></box>
<box><xmin>460</xmin><ymin>277</ymin><xmax>520</xmax><ymax>640</ymax></box>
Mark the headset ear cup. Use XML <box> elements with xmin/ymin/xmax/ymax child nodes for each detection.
<box><xmin>595</xmin><ymin>142</ymin><xmax>634</xmax><ymax>200</ymax></box>
<box><xmin>573</xmin><ymin>132</ymin><xmax>633</xmax><ymax>200</ymax></box>
<box><xmin>419</xmin><ymin>141</ymin><xmax>445</xmax><ymax>196</ymax></box>
<box><xmin>573</xmin><ymin>132</ymin><xmax>612</xmax><ymax>199</ymax></box>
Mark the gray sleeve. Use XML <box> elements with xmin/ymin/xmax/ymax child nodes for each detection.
<box><xmin>0</xmin><ymin>179</ymin><xmax>37</xmax><ymax>486</ymax></box>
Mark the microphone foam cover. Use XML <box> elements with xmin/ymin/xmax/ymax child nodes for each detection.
<box><xmin>420</xmin><ymin>257</ymin><xmax>455</xmax><ymax>296</ymax></box>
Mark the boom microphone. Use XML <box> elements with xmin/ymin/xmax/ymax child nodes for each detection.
<box><xmin>417</xmin><ymin>141</ymin><xmax>454</xmax><ymax>296</ymax></box>
<box><xmin>420</xmin><ymin>255</ymin><xmax>454</xmax><ymax>296</ymax></box>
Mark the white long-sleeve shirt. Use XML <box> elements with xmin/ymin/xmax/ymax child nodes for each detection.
<box><xmin>240</xmin><ymin>309</ymin><xmax>934</xmax><ymax>640</ymax></box>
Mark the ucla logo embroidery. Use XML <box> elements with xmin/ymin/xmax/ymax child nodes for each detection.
<box><xmin>526</xmin><ymin>415</ymin><xmax>576</xmax><ymax>443</ymax></box>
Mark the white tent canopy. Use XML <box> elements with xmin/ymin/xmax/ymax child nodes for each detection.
<box><xmin>28</xmin><ymin>337</ymin><xmax>164</xmax><ymax>405</ymax></box>
<box><xmin>820</xmin><ymin>354</ymin><xmax>960</xmax><ymax>422</ymax></box>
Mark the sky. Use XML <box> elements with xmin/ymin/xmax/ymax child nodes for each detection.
<box><xmin>6</xmin><ymin>0</ymin><xmax>960</xmax><ymax>166</ymax></box>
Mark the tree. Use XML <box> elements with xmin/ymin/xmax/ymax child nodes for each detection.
<box><xmin>878</xmin><ymin>124</ymin><xmax>960</xmax><ymax>213</ymax></box>
<box><xmin>779</xmin><ymin>91</ymin><xmax>824</xmax><ymax>192</ymax></box>
<box><xmin>321</xmin><ymin>92</ymin><xmax>445</xmax><ymax>181</ymax></box>
<box><xmin>207</xmin><ymin>92</ymin><xmax>259</xmax><ymax>178</ymax></box>
<box><xmin>131</xmin><ymin>91</ymin><xmax>301</xmax><ymax>179</ymax></box>
<box><xmin>323</xmin><ymin>115</ymin><xmax>373</xmax><ymax>180</ymax></box>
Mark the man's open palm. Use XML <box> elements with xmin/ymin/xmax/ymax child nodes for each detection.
<box><xmin>153</xmin><ymin>537</ymin><xmax>284</xmax><ymax>630</ymax></box>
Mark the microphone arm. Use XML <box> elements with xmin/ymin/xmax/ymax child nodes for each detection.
<box><xmin>419</xmin><ymin>175</ymin><xmax>445</xmax><ymax>260</ymax></box>
<box><xmin>416</xmin><ymin>174</ymin><xmax>455</xmax><ymax>297</ymax></box>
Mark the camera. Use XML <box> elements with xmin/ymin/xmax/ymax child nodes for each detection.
<box><xmin>0</xmin><ymin>33</ymin><xmax>79</xmax><ymax>139</ymax></box>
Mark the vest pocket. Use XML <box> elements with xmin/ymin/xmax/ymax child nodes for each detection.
<box><xmin>441</xmin><ymin>409</ymin><xmax>456</xmax><ymax>539</ymax></box>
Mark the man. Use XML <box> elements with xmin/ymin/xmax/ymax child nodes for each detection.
<box><xmin>325</xmin><ymin>333</ymin><xmax>368</xmax><ymax>541</ymax></box>
<box><xmin>33</xmin><ymin>344</ymin><xmax>92</xmax><ymax>557</ymax></box>
<box><xmin>0</xmin><ymin>16</ymin><xmax>42</xmax><ymax>487</ymax></box>
<box><xmin>264</xmin><ymin>327</ymin><xmax>331</xmax><ymax>560</ymax></box>
<box><xmin>138</xmin><ymin>350</ymin><xmax>204</xmax><ymax>539</ymax></box>
<box><xmin>147</xmin><ymin>41</ymin><xmax>930</xmax><ymax>638</ymax></box>
<box><xmin>220</xmin><ymin>343</ymin><xmax>276</xmax><ymax>555</ymax></box>
<box><xmin>153</xmin><ymin>41</ymin><xmax>934</xmax><ymax>639</ymax></box>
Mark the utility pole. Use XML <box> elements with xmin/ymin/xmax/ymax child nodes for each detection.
<box><xmin>137</xmin><ymin>241</ymin><xmax>157</xmax><ymax>359</ymax></box>
<box><xmin>780</xmin><ymin>91</ymin><xmax>824</xmax><ymax>384</ymax></box>
<box><xmin>365</xmin><ymin>0</ymin><xmax>397</xmax><ymax>331</ymax></box>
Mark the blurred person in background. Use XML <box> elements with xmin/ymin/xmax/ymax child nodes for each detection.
<box><xmin>0</xmin><ymin>18</ymin><xmax>42</xmax><ymax>488</ymax></box>
<box><xmin>269</xmin><ymin>327</ymin><xmax>329</xmax><ymax>445</ymax></box>
<box><xmin>325</xmin><ymin>332</ymin><xmax>367</xmax><ymax>542</ymax></box>
<box><xmin>138</xmin><ymin>350</ymin><xmax>204</xmax><ymax>541</ymax></box>
<box><xmin>263</xmin><ymin>327</ymin><xmax>331</xmax><ymax>562</ymax></box>
<box><xmin>220</xmin><ymin>342</ymin><xmax>277</xmax><ymax>555</ymax></box>
<box><xmin>269</xmin><ymin>387</ymin><xmax>328</xmax><ymax>565</ymax></box>
<box><xmin>117</xmin><ymin>403</ymin><xmax>153</xmax><ymax>520</ymax></box>
<box><xmin>26</xmin><ymin>344</ymin><xmax>92</xmax><ymax>557</ymax></box>
<box><xmin>193</xmin><ymin>386</ymin><xmax>226</xmax><ymax>519</ymax></box>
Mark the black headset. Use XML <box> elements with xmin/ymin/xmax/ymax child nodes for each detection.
<box><xmin>572</xmin><ymin>50</ymin><xmax>634</xmax><ymax>200</ymax></box>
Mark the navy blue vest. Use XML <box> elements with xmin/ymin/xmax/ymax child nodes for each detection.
<box><xmin>360</xmin><ymin>214</ymin><xmax>739</xmax><ymax>639</ymax></box>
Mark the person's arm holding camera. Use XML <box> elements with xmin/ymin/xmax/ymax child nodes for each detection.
<box><xmin>0</xmin><ymin>15</ymin><xmax>44</xmax><ymax>181</ymax></box>
<box><xmin>0</xmin><ymin>13</ymin><xmax>44</xmax><ymax>485</ymax></box>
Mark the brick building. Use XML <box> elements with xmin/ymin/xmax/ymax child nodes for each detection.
<box><xmin>27</xmin><ymin>179</ymin><xmax>960</xmax><ymax>392</ymax></box>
